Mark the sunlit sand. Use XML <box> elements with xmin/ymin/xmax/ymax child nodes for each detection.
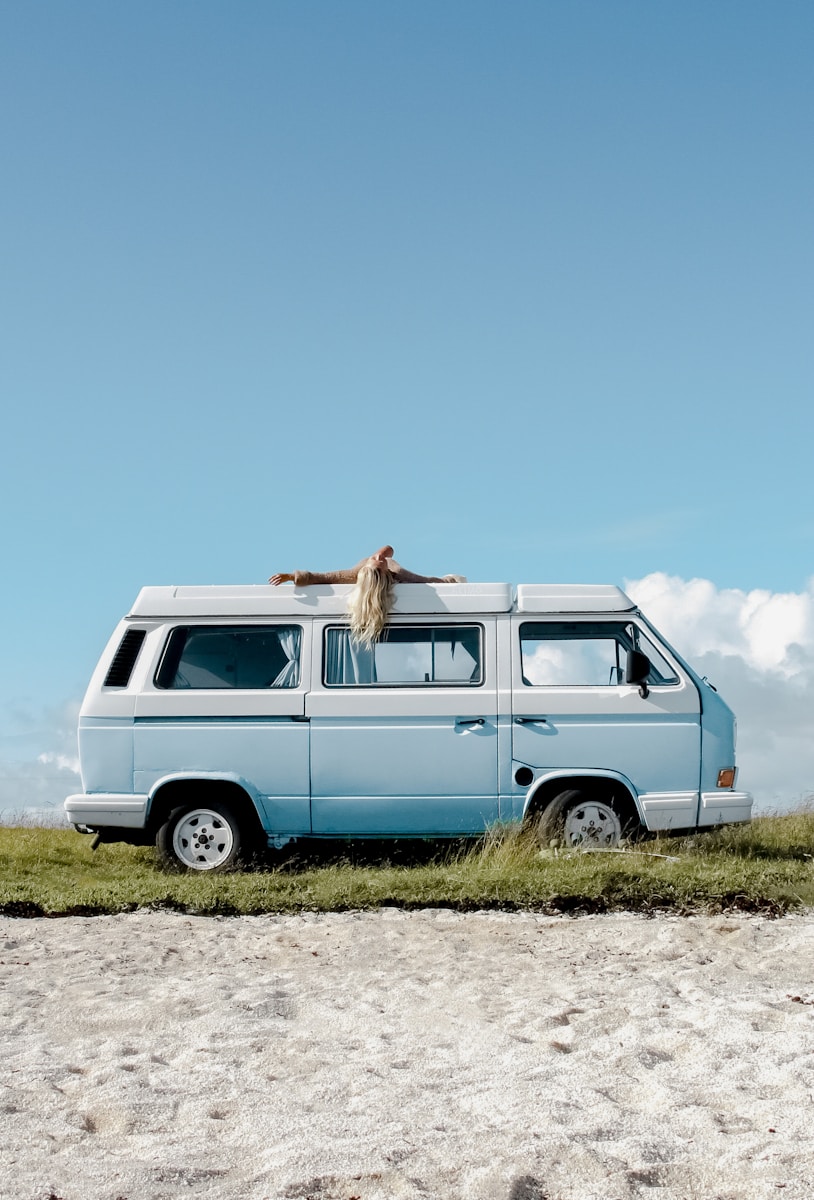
<box><xmin>2</xmin><ymin>910</ymin><xmax>814</xmax><ymax>1199</ymax></box>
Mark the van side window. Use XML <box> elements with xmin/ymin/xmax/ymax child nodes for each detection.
<box><xmin>155</xmin><ymin>626</ymin><xmax>302</xmax><ymax>689</ymax></box>
<box><xmin>520</xmin><ymin>621</ymin><xmax>679</xmax><ymax>687</ymax></box>
<box><xmin>325</xmin><ymin>625</ymin><xmax>482</xmax><ymax>687</ymax></box>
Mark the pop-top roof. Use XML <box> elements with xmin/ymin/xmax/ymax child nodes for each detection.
<box><xmin>515</xmin><ymin>584</ymin><xmax>635</xmax><ymax>613</ymax></box>
<box><xmin>130</xmin><ymin>583</ymin><xmax>514</xmax><ymax>618</ymax></box>
<box><xmin>129</xmin><ymin>582</ymin><xmax>635</xmax><ymax>619</ymax></box>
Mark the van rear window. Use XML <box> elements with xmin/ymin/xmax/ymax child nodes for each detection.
<box><xmin>155</xmin><ymin>626</ymin><xmax>302</xmax><ymax>689</ymax></box>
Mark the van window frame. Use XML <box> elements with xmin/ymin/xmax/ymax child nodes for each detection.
<box><xmin>518</xmin><ymin>619</ymin><xmax>680</xmax><ymax>688</ymax></box>
<box><xmin>322</xmin><ymin>622</ymin><xmax>485</xmax><ymax>689</ymax></box>
<box><xmin>153</xmin><ymin>622</ymin><xmax>304</xmax><ymax>691</ymax></box>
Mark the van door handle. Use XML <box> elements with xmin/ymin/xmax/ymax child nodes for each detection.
<box><xmin>456</xmin><ymin>718</ymin><xmax>485</xmax><ymax>727</ymax></box>
<box><xmin>514</xmin><ymin>717</ymin><xmax>548</xmax><ymax>725</ymax></box>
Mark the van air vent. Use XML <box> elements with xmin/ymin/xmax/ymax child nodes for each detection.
<box><xmin>104</xmin><ymin>629</ymin><xmax>146</xmax><ymax>687</ymax></box>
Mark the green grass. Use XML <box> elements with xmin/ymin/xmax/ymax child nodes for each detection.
<box><xmin>2</xmin><ymin>809</ymin><xmax>814</xmax><ymax>917</ymax></box>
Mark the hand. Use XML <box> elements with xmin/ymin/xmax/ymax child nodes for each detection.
<box><xmin>269</xmin><ymin>573</ymin><xmax>294</xmax><ymax>585</ymax></box>
<box><xmin>369</xmin><ymin>545</ymin><xmax>394</xmax><ymax>567</ymax></box>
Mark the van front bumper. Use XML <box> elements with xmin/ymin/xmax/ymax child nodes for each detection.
<box><xmin>639</xmin><ymin>790</ymin><xmax>753</xmax><ymax>831</ymax></box>
<box><xmin>64</xmin><ymin>793</ymin><xmax>149</xmax><ymax>829</ymax></box>
<box><xmin>698</xmin><ymin>791</ymin><xmax>753</xmax><ymax>826</ymax></box>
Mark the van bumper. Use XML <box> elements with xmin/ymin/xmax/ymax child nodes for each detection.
<box><xmin>64</xmin><ymin>793</ymin><xmax>149</xmax><ymax>829</ymax></box>
<box><xmin>639</xmin><ymin>792</ymin><xmax>699</xmax><ymax>831</ymax></box>
<box><xmin>639</xmin><ymin>790</ymin><xmax>754</xmax><ymax>831</ymax></box>
<box><xmin>697</xmin><ymin>791</ymin><xmax>753</xmax><ymax>826</ymax></box>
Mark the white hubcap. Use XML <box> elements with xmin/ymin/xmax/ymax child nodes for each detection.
<box><xmin>172</xmin><ymin>809</ymin><xmax>234</xmax><ymax>870</ymax></box>
<box><xmin>563</xmin><ymin>802</ymin><xmax>622</xmax><ymax>848</ymax></box>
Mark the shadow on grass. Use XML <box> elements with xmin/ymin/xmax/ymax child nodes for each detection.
<box><xmin>259</xmin><ymin>835</ymin><xmax>480</xmax><ymax>873</ymax></box>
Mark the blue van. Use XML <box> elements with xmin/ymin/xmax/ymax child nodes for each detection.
<box><xmin>65</xmin><ymin>582</ymin><xmax>752</xmax><ymax>871</ymax></box>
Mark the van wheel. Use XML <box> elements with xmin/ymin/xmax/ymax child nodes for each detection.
<box><xmin>535</xmin><ymin>788</ymin><xmax>623</xmax><ymax>849</ymax></box>
<box><xmin>156</xmin><ymin>802</ymin><xmax>244</xmax><ymax>872</ymax></box>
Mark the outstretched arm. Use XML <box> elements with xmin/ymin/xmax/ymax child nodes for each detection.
<box><xmin>269</xmin><ymin>568</ymin><xmax>361</xmax><ymax>586</ymax></box>
<box><xmin>388</xmin><ymin>565</ymin><xmax>448</xmax><ymax>583</ymax></box>
<box><xmin>270</xmin><ymin>547</ymin><xmax>393</xmax><ymax>587</ymax></box>
<box><xmin>387</xmin><ymin>560</ymin><xmax>466</xmax><ymax>584</ymax></box>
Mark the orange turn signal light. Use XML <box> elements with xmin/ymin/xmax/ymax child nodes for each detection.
<box><xmin>717</xmin><ymin>768</ymin><xmax>736</xmax><ymax>789</ymax></box>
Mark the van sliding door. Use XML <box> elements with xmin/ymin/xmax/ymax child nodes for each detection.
<box><xmin>308</xmin><ymin>619</ymin><xmax>499</xmax><ymax>835</ymax></box>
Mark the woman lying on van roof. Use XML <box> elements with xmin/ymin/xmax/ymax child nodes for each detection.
<box><xmin>268</xmin><ymin>546</ymin><xmax>466</xmax><ymax>588</ymax></box>
<box><xmin>269</xmin><ymin>546</ymin><xmax>466</xmax><ymax>647</ymax></box>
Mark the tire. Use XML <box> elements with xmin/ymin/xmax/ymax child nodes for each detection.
<box><xmin>534</xmin><ymin>788</ymin><xmax>625</xmax><ymax>850</ymax></box>
<box><xmin>156</xmin><ymin>801</ymin><xmax>245</xmax><ymax>872</ymax></box>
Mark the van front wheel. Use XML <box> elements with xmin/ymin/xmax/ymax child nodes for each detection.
<box><xmin>535</xmin><ymin>788</ymin><xmax>623</xmax><ymax>849</ymax></box>
<box><xmin>156</xmin><ymin>802</ymin><xmax>244</xmax><ymax>872</ymax></box>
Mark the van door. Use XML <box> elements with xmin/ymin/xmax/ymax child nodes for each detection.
<box><xmin>511</xmin><ymin>618</ymin><xmax>701</xmax><ymax>821</ymax></box>
<box><xmin>307</xmin><ymin>619</ymin><xmax>498</xmax><ymax>834</ymax></box>
<box><xmin>134</xmin><ymin>622</ymin><xmax>311</xmax><ymax>833</ymax></box>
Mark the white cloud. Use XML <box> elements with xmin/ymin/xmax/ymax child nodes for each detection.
<box><xmin>37</xmin><ymin>751</ymin><xmax>81</xmax><ymax>774</ymax></box>
<box><xmin>626</xmin><ymin>573</ymin><xmax>814</xmax><ymax>676</ymax></box>
<box><xmin>0</xmin><ymin>699</ymin><xmax>80</xmax><ymax>820</ymax></box>
<box><xmin>626</xmin><ymin>573</ymin><xmax>814</xmax><ymax>811</ymax></box>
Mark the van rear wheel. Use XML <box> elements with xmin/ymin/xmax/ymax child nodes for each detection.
<box><xmin>156</xmin><ymin>801</ymin><xmax>244</xmax><ymax>872</ymax></box>
<box><xmin>535</xmin><ymin>788</ymin><xmax>624</xmax><ymax>849</ymax></box>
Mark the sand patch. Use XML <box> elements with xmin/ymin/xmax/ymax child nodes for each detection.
<box><xmin>2</xmin><ymin>910</ymin><xmax>814</xmax><ymax>1199</ymax></box>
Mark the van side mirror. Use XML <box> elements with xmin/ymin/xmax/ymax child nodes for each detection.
<box><xmin>625</xmin><ymin>649</ymin><xmax>651</xmax><ymax>699</ymax></box>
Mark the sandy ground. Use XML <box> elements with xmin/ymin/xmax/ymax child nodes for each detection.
<box><xmin>2</xmin><ymin>911</ymin><xmax>814</xmax><ymax>1200</ymax></box>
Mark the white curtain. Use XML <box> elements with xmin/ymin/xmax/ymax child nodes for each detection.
<box><xmin>270</xmin><ymin>628</ymin><xmax>301</xmax><ymax>688</ymax></box>
<box><xmin>325</xmin><ymin>629</ymin><xmax>376</xmax><ymax>684</ymax></box>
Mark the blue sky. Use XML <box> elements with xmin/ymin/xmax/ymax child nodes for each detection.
<box><xmin>1</xmin><ymin>1</ymin><xmax>812</xmax><ymax>815</ymax></box>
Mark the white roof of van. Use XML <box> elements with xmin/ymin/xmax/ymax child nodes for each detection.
<box><xmin>515</xmin><ymin>584</ymin><xmax>636</xmax><ymax>613</ymax></box>
<box><xmin>129</xmin><ymin>583</ymin><xmax>636</xmax><ymax>618</ymax></box>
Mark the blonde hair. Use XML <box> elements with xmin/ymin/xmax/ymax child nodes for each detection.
<box><xmin>347</xmin><ymin>561</ymin><xmax>394</xmax><ymax>647</ymax></box>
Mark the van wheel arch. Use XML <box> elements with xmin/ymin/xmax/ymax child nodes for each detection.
<box><xmin>524</xmin><ymin>778</ymin><xmax>641</xmax><ymax>848</ymax></box>
<box><xmin>149</xmin><ymin>780</ymin><xmax>264</xmax><ymax>871</ymax></box>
